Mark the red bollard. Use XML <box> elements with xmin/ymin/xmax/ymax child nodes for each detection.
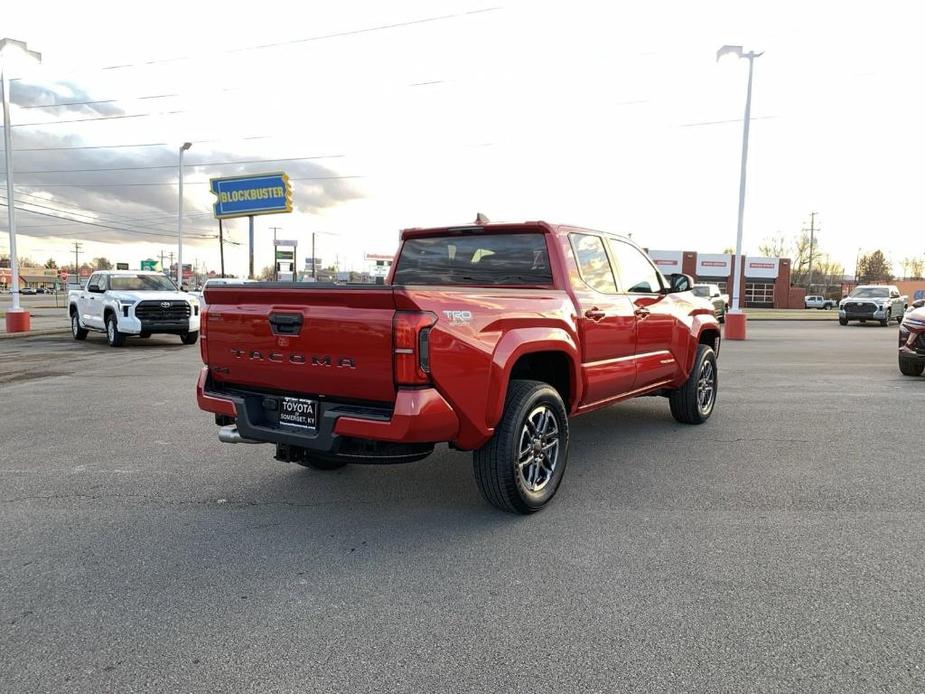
<box><xmin>4</xmin><ymin>310</ymin><xmax>31</xmax><ymax>333</ymax></box>
<box><xmin>724</xmin><ymin>312</ymin><xmax>747</xmax><ymax>340</ymax></box>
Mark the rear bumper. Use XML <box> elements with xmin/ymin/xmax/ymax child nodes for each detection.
<box><xmin>195</xmin><ymin>367</ymin><xmax>459</xmax><ymax>453</ymax></box>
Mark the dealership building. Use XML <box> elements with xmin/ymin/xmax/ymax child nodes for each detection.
<box><xmin>647</xmin><ymin>250</ymin><xmax>802</xmax><ymax>309</ymax></box>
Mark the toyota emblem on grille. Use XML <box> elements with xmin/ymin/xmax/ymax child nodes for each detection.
<box><xmin>160</xmin><ymin>301</ymin><xmax>171</xmax><ymax>308</ymax></box>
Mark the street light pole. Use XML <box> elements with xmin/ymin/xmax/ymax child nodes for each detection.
<box><xmin>717</xmin><ymin>45</ymin><xmax>763</xmax><ymax>340</ymax></box>
<box><xmin>1</xmin><ymin>38</ymin><xmax>41</xmax><ymax>332</ymax></box>
<box><xmin>177</xmin><ymin>141</ymin><xmax>192</xmax><ymax>288</ymax></box>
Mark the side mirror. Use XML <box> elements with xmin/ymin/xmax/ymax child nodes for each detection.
<box><xmin>668</xmin><ymin>273</ymin><xmax>693</xmax><ymax>293</ymax></box>
<box><xmin>913</xmin><ymin>299</ymin><xmax>925</xmax><ymax>309</ymax></box>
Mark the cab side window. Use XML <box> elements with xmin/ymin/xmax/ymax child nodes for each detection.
<box><xmin>87</xmin><ymin>274</ymin><xmax>101</xmax><ymax>292</ymax></box>
<box><xmin>570</xmin><ymin>233</ymin><xmax>617</xmax><ymax>293</ymax></box>
<box><xmin>609</xmin><ymin>240</ymin><xmax>663</xmax><ymax>294</ymax></box>
<box><xmin>97</xmin><ymin>274</ymin><xmax>108</xmax><ymax>291</ymax></box>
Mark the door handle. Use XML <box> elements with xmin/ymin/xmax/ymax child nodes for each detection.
<box><xmin>634</xmin><ymin>306</ymin><xmax>650</xmax><ymax>318</ymax></box>
<box><xmin>584</xmin><ymin>308</ymin><xmax>606</xmax><ymax>321</ymax></box>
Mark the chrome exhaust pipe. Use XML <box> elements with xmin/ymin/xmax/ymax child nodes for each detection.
<box><xmin>218</xmin><ymin>425</ymin><xmax>261</xmax><ymax>444</ymax></box>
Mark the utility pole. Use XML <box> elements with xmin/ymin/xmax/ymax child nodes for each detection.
<box><xmin>218</xmin><ymin>219</ymin><xmax>226</xmax><ymax>278</ymax></box>
<box><xmin>311</xmin><ymin>231</ymin><xmax>316</xmax><ymax>280</ymax></box>
<box><xmin>168</xmin><ymin>251</ymin><xmax>175</xmax><ymax>277</ymax></box>
<box><xmin>72</xmin><ymin>241</ymin><xmax>82</xmax><ymax>286</ymax></box>
<box><xmin>806</xmin><ymin>211</ymin><xmax>817</xmax><ymax>291</ymax></box>
<box><xmin>159</xmin><ymin>250</ymin><xmax>166</xmax><ymax>272</ymax></box>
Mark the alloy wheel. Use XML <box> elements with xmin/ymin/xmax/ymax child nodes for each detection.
<box><xmin>697</xmin><ymin>360</ymin><xmax>716</xmax><ymax>415</ymax></box>
<box><xmin>516</xmin><ymin>405</ymin><xmax>560</xmax><ymax>493</ymax></box>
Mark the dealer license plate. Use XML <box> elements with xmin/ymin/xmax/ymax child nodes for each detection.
<box><xmin>279</xmin><ymin>397</ymin><xmax>318</xmax><ymax>429</ymax></box>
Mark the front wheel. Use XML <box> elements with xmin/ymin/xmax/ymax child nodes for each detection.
<box><xmin>669</xmin><ymin>344</ymin><xmax>717</xmax><ymax>424</ymax></box>
<box><xmin>899</xmin><ymin>356</ymin><xmax>925</xmax><ymax>377</ymax></box>
<box><xmin>106</xmin><ymin>314</ymin><xmax>125</xmax><ymax>347</ymax></box>
<box><xmin>839</xmin><ymin>317</ymin><xmax>849</xmax><ymax>325</ymax></box>
<box><xmin>71</xmin><ymin>312</ymin><xmax>88</xmax><ymax>341</ymax></box>
<box><xmin>180</xmin><ymin>331</ymin><xmax>199</xmax><ymax>345</ymax></box>
<box><xmin>880</xmin><ymin>310</ymin><xmax>891</xmax><ymax>327</ymax></box>
<box><xmin>473</xmin><ymin>380</ymin><xmax>569</xmax><ymax>514</ymax></box>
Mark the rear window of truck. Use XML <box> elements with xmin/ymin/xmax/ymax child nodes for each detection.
<box><xmin>393</xmin><ymin>233</ymin><xmax>553</xmax><ymax>286</ymax></box>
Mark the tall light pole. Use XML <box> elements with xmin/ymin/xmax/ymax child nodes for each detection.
<box><xmin>717</xmin><ymin>45</ymin><xmax>763</xmax><ymax>340</ymax></box>
<box><xmin>1</xmin><ymin>38</ymin><xmax>41</xmax><ymax>332</ymax></box>
<box><xmin>177</xmin><ymin>141</ymin><xmax>192</xmax><ymax>288</ymax></box>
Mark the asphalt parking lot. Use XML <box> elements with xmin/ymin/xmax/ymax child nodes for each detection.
<box><xmin>1</xmin><ymin>321</ymin><xmax>922</xmax><ymax>693</ymax></box>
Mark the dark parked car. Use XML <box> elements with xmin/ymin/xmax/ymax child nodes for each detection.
<box><xmin>898</xmin><ymin>300</ymin><xmax>925</xmax><ymax>376</ymax></box>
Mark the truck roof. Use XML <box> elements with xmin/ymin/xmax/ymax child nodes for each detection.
<box><xmin>93</xmin><ymin>270</ymin><xmax>164</xmax><ymax>275</ymax></box>
<box><xmin>400</xmin><ymin>220</ymin><xmax>633</xmax><ymax>243</ymax></box>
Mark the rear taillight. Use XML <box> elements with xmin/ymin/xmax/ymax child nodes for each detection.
<box><xmin>393</xmin><ymin>311</ymin><xmax>437</xmax><ymax>386</ymax></box>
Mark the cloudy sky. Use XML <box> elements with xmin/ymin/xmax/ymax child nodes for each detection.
<box><xmin>1</xmin><ymin>0</ymin><xmax>923</xmax><ymax>277</ymax></box>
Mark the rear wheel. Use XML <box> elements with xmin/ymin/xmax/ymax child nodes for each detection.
<box><xmin>473</xmin><ymin>380</ymin><xmax>569</xmax><ymax>514</ymax></box>
<box><xmin>139</xmin><ymin>332</ymin><xmax>152</xmax><ymax>338</ymax></box>
<box><xmin>70</xmin><ymin>312</ymin><xmax>88</xmax><ymax>340</ymax></box>
<box><xmin>669</xmin><ymin>344</ymin><xmax>717</xmax><ymax>424</ymax></box>
<box><xmin>899</xmin><ymin>356</ymin><xmax>925</xmax><ymax>377</ymax></box>
<box><xmin>105</xmin><ymin>314</ymin><xmax>125</xmax><ymax>347</ymax></box>
<box><xmin>180</xmin><ymin>330</ymin><xmax>199</xmax><ymax>345</ymax></box>
<box><xmin>897</xmin><ymin>310</ymin><xmax>905</xmax><ymax>324</ymax></box>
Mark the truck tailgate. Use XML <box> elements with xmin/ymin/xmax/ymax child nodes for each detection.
<box><xmin>203</xmin><ymin>285</ymin><xmax>397</xmax><ymax>403</ymax></box>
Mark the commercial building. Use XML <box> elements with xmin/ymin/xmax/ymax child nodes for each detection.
<box><xmin>647</xmin><ymin>249</ymin><xmax>803</xmax><ymax>309</ymax></box>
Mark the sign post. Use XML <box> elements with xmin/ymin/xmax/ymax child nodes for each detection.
<box><xmin>210</xmin><ymin>172</ymin><xmax>293</xmax><ymax>280</ymax></box>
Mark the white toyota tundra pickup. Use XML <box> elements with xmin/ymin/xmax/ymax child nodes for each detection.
<box><xmin>68</xmin><ymin>270</ymin><xmax>201</xmax><ymax>346</ymax></box>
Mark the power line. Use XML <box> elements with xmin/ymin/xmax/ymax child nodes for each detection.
<box><xmin>11</xmin><ymin>110</ymin><xmax>184</xmax><ymax>128</ymax></box>
<box><xmin>2</xmin><ymin>135</ymin><xmax>271</xmax><ymax>154</ymax></box>
<box><xmin>12</xmin><ymin>174</ymin><xmax>364</xmax><ymax>188</ymax></box>
<box><xmin>9</xmin><ymin>7</ymin><xmax>501</xmax><ymax>83</ymax></box>
<box><xmin>8</xmin><ymin>190</ymin><xmax>214</xmax><ymax>232</ymax></box>
<box><xmin>13</xmin><ymin>154</ymin><xmax>345</xmax><ymax>175</ymax></box>
<box><xmin>0</xmin><ymin>197</ymin><xmax>216</xmax><ymax>240</ymax></box>
<box><xmin>18</xmin><ymin>92</ymin><xmax>180</xmax><ymax>110</ymax></box>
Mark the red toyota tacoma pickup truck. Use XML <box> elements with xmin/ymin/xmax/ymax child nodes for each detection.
<box><xmin>197</xmin><ymin>221</ymin><xmax>721</xmax><ymax>513</ymax></box>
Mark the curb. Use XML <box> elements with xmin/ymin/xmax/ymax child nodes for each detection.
<box><xmin>0</xmin><ymin>328</ymin><xmax>70</xmax><ymax>340</ymax></box>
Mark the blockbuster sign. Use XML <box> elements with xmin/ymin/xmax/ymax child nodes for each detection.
<box><xmin>210</xmin><ymin>172</ymin><xmax>292</xmax><ymax>219</ymax></box>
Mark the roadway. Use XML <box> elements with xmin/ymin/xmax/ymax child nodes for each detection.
<box><xmin>0</xmin><ymin>322</ymin><xmax>921</xmax><ymax>692</ymax></box>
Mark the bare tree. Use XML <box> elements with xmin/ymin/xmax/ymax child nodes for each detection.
<box><xmin>901</xmin><ymin>257</ymin><xmax>924</xmax><ymax>280</ymax></box>
<box><xmin>758</xmin><ymin>233</ymin><xmax>790</xmax><ymax>258</ymax></box>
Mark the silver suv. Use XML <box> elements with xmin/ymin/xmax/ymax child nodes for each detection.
<box><xmin>839</xmin><ymin>285</ymin><xmax>907</xmax><ymax>326</ymax></box>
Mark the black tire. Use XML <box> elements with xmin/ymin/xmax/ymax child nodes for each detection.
<box><xmin>180</xmin><ymin>331</ymin><xmax>199</xmax><ymax>345</ymax></box>
<box><xmin>880</xmin><ymin>310</ymin><xmax>891</xmax><ymax>327</ymax></box>
<box><xmin>105</xmin><ymin>314</ymin><xmax>125</xmax><ymax>347</ymax></box>
<box><xmin>473</xmin><ymin>380</ymin><xmax>569</xmax><ymax>514</ymax></box>
<box><xmin>897</xmin><ymin>310</ymin><xmax>905</xmax><ymax>324</ymax></box>
<box><xmin>296</xmin><ymin>457</ymin><xmax>348</xmax><ymax>470</ymax></box>
<box><xmin>70</xmin><ymin>311</ymin><xmax>88</xmax><ymax>341</ymax></box>
<box><xmin>139</xmin><ymin>332</ymin><xmax>152</xmax><ymax>338</ymax></box>
<box><xmin>669</xmin><ymin>344</ymin><xmax>717</xmax><ymax>425</ymax></box>
<box><xmin>718</xmin><ymin>310</ymin><xmax>725</xmax><ymax>324</ymax></box>
<box><xmin>899</xmin><ymin>356</ymin><xmax>925</xmax><ymax>377</ymax></box>
<box><xmin>839</xmin><ymin>317</ymin><xmax>848</xmax><ymax>326</ymax></box>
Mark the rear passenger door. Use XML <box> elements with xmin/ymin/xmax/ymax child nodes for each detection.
<box><xmin>607</xmin><ymin>239</ymin><xmax>680</xmax><ymax>389</ymax></box>
<box><xmin>568</xmin><ymin>233</ymin><xmax>638</xmax><ymax>405</ymax></box>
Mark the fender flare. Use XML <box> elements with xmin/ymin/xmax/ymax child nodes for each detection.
<box><xmin>485</xmin><ymin>327</ymin><xmax>582</xmax><ymax>429</ymax></box>
<box><xmin>687</xmin><ymin>316</ymin><xmax>722</xmax><ymax>376</ymax></box>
